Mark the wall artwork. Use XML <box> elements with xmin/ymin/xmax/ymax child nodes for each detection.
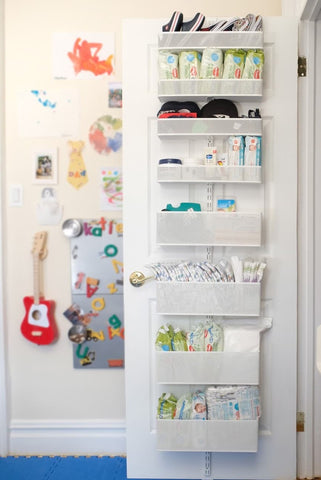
<box><xmin>36</xmin><ymin>188</ymin><xmax>63</xmax><ymax>225</ymax></box>
<box><xmin>33</xmin><ymin>149</ymin><xmax>58</xmax><ymax>184</ymax></box>
<box><xmin>89</xmin><ymin>115</ymin><xmax>122</xmax><ymax>155</ymax></box>
<box><xmin>108</xmin><ymin>82</ymin><xmax>122</xmax><ymax>108</ymax></box>
<box><xmin>63</xmin><ymin>218</ymin><xmax>124</xmax><ymax>369</ymax></box>
<box><xmin>18</xmin><ymin>89</ymin><xmax>79</xmax><ymax>138</ymax></box>
<box><xmin>101</xmin><ymin>167</ymin><xmax>123</xmax><ymax>211</ymax></box>
<box><xmin>67</xmin><ymin>140</ymin><xmax>88</xmax><ymax>189</ymax></box>
<box><xmin>53</xmin><ymin>33</ymin><xmax>115</xmax><ymax>79</ymax></box>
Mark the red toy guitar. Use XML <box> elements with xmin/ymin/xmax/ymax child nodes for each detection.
<box><xmin>21</xmin><ymin>231</ymin><xmax>57</xmax><ymax>345</ymax></box>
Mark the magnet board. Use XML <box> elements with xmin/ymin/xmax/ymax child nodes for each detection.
<box><xmin>67</xmin><ymin>218</ymin><xmax>124</xmax><ymax>369</ymax></box>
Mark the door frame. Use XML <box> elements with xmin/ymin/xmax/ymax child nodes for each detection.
<box><xmin>296</xmin><ymin>0</ymin><xmax>321</xmax><ymax>477</ymax></box>
<box><xmin>0</xmin><ymin>0</ymin><xmax>9</xmax><ymax>457</ymax></box>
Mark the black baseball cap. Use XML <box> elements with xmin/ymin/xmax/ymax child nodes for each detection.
<box><xmin>200</xmin><ymin>99</ymin><xmax>238</xmax><ymax>118</ymax></box>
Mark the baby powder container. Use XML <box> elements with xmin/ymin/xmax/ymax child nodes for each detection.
<box><xmin>181</xmin><ymin>157</ymin><xmax>204</xmax><ymax>180</ymax></box>
<box><xmin>158</xmin><ymin>158</ymin><xmax>182</xmax><ymax>181</ymax></box>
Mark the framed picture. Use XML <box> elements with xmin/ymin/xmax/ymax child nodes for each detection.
<box><xmin>33</xmin><ymin>149</ymin><xmax>58</xmax><ymax>184</ymax></box>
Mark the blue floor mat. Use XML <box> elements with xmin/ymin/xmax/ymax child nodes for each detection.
<box><xmin>0</xmin><ymin>456</ymin><xmax>127</xmax><ymax>480</ymax></box>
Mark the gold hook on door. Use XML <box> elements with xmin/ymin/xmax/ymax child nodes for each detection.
<box><xmin>129</xmin><ymin>271</ymin><xmax>153</xmax><ymax>287</ymax></box>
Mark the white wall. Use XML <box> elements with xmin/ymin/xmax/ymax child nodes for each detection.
<box><xmin>3</xmin><ymin>0</ymin><xmax>281</xmax><ymax>454</ymax></box>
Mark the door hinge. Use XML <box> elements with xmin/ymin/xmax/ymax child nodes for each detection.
<box><xmin>298</xmin><ymin>56</ymin><xmax>307</xmax><ymax>77</ymax></box>
<box><xmin>297</xmin><ymin>411</ymin><xmax>305</xmax><ymax>432</ymax></box>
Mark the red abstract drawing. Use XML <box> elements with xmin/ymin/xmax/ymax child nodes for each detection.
<box><xmin>68</xmin><ymin>38</ymin><xmax>114</xmax><ymax>76</ymax></box>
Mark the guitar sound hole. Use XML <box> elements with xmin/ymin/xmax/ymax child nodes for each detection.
<box><xmin>32</xmin><ymin>310</ymin><xmax>41</xmax><ymax>321</ymax></box>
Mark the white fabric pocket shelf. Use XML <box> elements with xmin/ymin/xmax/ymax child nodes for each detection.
<box><xmin>156</xmin><ymin>211</ymin><xmax>262</xmax><ymax>246</ymax></box>
<box><xmin>156</xmin><ymin>281</ymin><xmax>261</xmax><ymax>316</ymax></box>
<box><xmin>155</xmin><ymin>351</ymin><xmax>260</xmax><ymax>385</ymax></box>
<box><xmin>157</xmin><ymin>419</ymin><xmax>259</xmax><ymax>452</ymax></box>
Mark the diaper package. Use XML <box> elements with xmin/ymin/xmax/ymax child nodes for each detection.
<box><xmin>223</xmin><ymin>49</ymin><xmax>246</xmax><ymax>79</ymax></box>
<box><xmin>206</xmin><ymin>385</ymin><xmax>260</xmax><ymax>420</ymax></box>
<box><xmin>158</xmin><ymin>51</ymin><xmax>179</xmax><ymax>79</ymax></box>
<box><xmin>200</xmin><ymin>48</ymin><xmax>223</xmax><ymax>79</ymax></box>
<box><xmin>191</xmin><ymin>391</ymin><xmax>207</xmax><ymax>420</ymax></box>
<box><xmin>179</xmin><ymin>51</ymin><xmax>202</xmax><ymax>79</ymax></box>
<box><xmin>242</xmin><ymin>50</ymin><xmax>264</xmax><ymax>79</ymax></box>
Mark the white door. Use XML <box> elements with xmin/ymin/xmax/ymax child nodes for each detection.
<box><xmin>123</xmin><ymin>17</ymin><xmax>298</xmax><ymax>479</ymax></box>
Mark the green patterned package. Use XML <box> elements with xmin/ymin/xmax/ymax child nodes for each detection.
<box><xmin>174</xmin><ymin>393</ymin><xmax>193</xmax><ymax>419</ymax></box>
<box><xmin>242</xmin><ymin>50</ymin><xmax>264</xmax><ymax>79</ymax></box>
<box><xmin>158</xmin><ymin>51</ymin><xmax>179</xmax><ymax>79</ymax></box>
<box><xmin>157</xmin><ymin>393</ymin><xmax>177</xmax><ymax>419</ymax></box>
<box><xmin>172</xmin><ymin>328</ymin><xmax>188</xmax><ymax>351</ymax></box>
<box><xmin>155</xmin><ymin>324</ymin><xmax>173</xmax><ymax>351</ymax></box>
<box><xmin>222</xmin><ymin>49</ymin><xmax>246</xmax><ymax>79</ymax></box>
<box><xmin>200</xmin><ymin>48</ymin><xmax>223</xmax><ymax>79</ymax></box>
<box><xmin>179</xmin><ymin>51</ymin><xmax>201</xmax><ymax>79</ymax></box>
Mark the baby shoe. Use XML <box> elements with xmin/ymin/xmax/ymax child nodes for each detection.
<box><xmin>162</xmin><ymin>11</ymin><xmax>183</xmax><ymax>32</ymax></box>
<box><xmin>181</xmin><ymin>13</ymin><xmax>205</xmax><ymax>31</ymax></box>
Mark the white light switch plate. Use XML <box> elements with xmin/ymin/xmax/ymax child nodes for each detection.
<box><xmin>9</xmin><ymin>184</ymin><xmax>23</xmax><ymax>206</ymax></box>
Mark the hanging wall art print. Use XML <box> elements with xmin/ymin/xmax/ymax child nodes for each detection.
<box><xmin>53</xmin><ymin>33</ymin><xmax>115</xmax><ymax>79</ymax></box>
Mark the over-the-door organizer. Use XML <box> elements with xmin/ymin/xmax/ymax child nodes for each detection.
<box><xmin>154</xmin><ymin>28</ymin><xmax>267</xmax><ymax>454</ymax></box>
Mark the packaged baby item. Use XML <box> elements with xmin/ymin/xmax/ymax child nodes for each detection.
<box><xmin>242</xmin><ymin>50</ymin><xmax>264</xmax><ymax>79</ymax></box>
<box><xmin>157</xmin><ymin>392</ymin><xmax>177</xmax><ymax>419</ymax></box>
<box><xmin>200</xmin><ymin>48</ymin><xmax>223</xmax><ymax>79</ymax></box>
<box><xmin>191</xmin><ymin>391</ymin><xmax>207</xmax><ymax>420</ymax></box>
<box><xmin>223</xmin><ymin>49</ymin><xmax>246</xmax><ymax>79</ymax></box>
<box><xmin>172</xmin><ymin>327</ymin><xmax>188</xmax><ymax>351</ymax></box>
<box><xmin>155</xmin><ymin>324</ymin><xmax>173</xmax><ymax>351</ymax></box>
<box><xmin>179</xmin><ymin>51</ymin><xmax>201</xmax><ymax>79</ymax></box>
<box><xmin>158</xmin><ymin>51</ymin><xmax>179</xmax><ymax>79</ymax></box>
<box><xmin>222</xmin><ymin>317</ymin><xmax>272</xmax><ymax>353</ymax></box>
<box><xmin>244</xmin><ymin>136</ymin><xmax>262</xmax><ymax>166</ymax></box>
<box><xmin>186</xmin><ymin>323</ymin><xmax>205</xmax><ymax>351</ymax></box>
<box><xmin>204</xmin><ymin>321</ymin><xmax>224</xmax><ymax>351</ymax></box>
<box><xmin>228</xmin><ymin>136</ymin><xmax>244</xmax><ymax>165</ymax></box>
<box><xmin>174</xmin><ymin>393</ymin><xmax>193</xmax><ymax>420</ymax></box>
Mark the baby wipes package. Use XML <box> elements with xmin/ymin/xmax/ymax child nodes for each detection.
<box><xmin>174</xmin><ymin>393</ymin><xmax>193</xmax><ymax>419</ymax></box>
<box><xmin>223</xmin><ymin>49</ymin><xmax>246</xmax><ymax>79</ymax></box>
<box><xmin>228</xmin><ymin>136</ymin><xmax>244</xmax><ymax>165</ymax></box>
<box><xmin>157</xmin><ymin>393</ymin><xmax>177</xmax><ymax>419</ymax></box>
<box><xmin>200</xmin><ymin>48</ymin><xmax>223</xmax><ymax>79</ymax></box>
<box><xmin>158</xmin><ymin>51</ymin><xmax>179</xmax><ymax>79</ymax></box>
<box><xmin>186</xmin><ymin>323</ymin><xmax>205</xmax><ymax>351</ymax></box>
<box><xmin>172</xmin><ymin>327</ymin><xmax>188</xmax><ymax>351</ymax></box>
<box><xmin>191</xmin><ymin>391</ymin><xmax>207</xmax><ymax>420</ymax></box>
<box><xmin>179</xmin><ymin>51</ymin><xmax>201</xmax><ymax>79</ymax></box>
<box><xmin>242</xmin><ymin>50</ymin><xmax>264</xmax><ymax>79</ymax></box>
<box><xmin>204</xmin><ymin>321</ymin><xmax>224</xmax><ymax>351</ymax></box>
<box><xmin>244</xmin><ymin>136</ymin><xmax>262</xmax><ymax>166</ymax></box>
<box><xmin>155</xmin><ymin>324</ymin><xmax>173</xmax><ymax>351</ymax></box>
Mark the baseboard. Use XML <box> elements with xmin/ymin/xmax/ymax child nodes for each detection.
<box><xmin>9</xmin><ymin>419</ymin><xmax>126</xmax><ymax>456</ymax></box>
